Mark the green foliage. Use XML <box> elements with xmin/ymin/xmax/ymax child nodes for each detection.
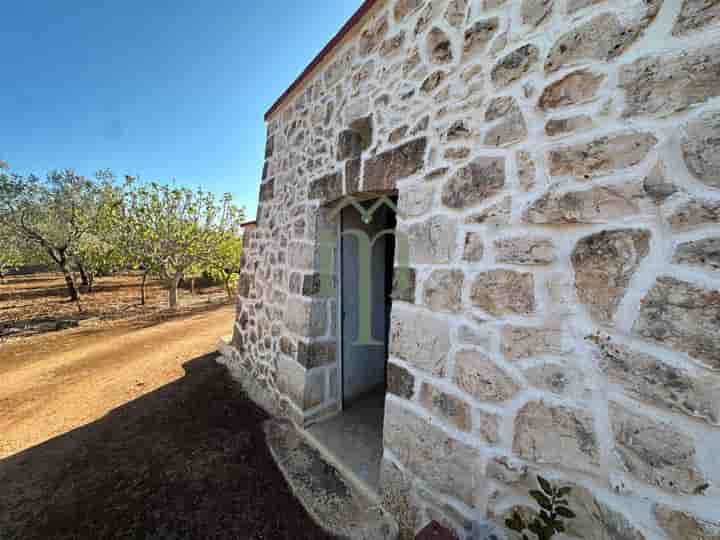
<box><xmin>205</xmin><ymin>234</ymin><xmax>243</xmax><ymax>299</ymax></box>
<box><xmin>505</xmin><ymin>476</ymin><xmax>576</xmax><ymax>540</ymax></box>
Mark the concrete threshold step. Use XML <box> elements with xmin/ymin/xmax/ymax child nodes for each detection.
<box><xmin>265</xmin><ymin>418</ymin><xmax>398</xmax><ymax>540</ymax></box>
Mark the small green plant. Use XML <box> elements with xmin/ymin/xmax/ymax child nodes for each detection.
<box><xmin>505</xmin><ymin>475</ymin><xmax>576</xmax><ymax>540</ymax></box>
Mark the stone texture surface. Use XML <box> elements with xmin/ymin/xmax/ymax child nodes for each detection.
<box><xmin>465</xmin><ymin>196</ymin><xmax>512</xmax><ymax>225</ymax></box>
<box><xmin>386</xmin><ymin>361</ymin><xmax>416</xmax><ymax>399</ymax></box>
<box><xmin>383</xmin><ymin>400</ymin><xmax>481</xmax><ymax>506</ymax></box>
<box><xmin>674</xmin><ymin>237</ymin><xmax>720</xmax><ymax>272</ymax></box>
<box><xmin>524</xmin><ymin>182</ymin><xmax>648</xmax><ymax>224</ymax></box>
<box><xmin>513</xmin><ymin>401</ymin><xmax>600</xmax><ymax>471</ymax></box>
<box><xmin>610</xmin><ymin>403</ymin><xmax>707</xmax><ymax>495</ymax></box>
<box><xmin>422</xmin><ymin>269</ymin><xmax>464</xmax><ymax>312</ymax></box>
<box><xmin>470</xmin><ymin>269</ymin><xmax>536</xmax><ymax>316</ymax></box>
<box><xmin>682</xmin><ymin>109</ymin><xmax>720</xmax><ymax>188</ymax></box>
<box><xmin>495</xmin><ymin>236</ymin><xmax>556</xmax><ymax>265</ymax></box>
<box><xmin>654</xmin><ymin>504</ymin><xmax>720</xmax><ymax>540</ymax></box>
<box><xmin>591</xmin><ymin>335</ymin><xmax>720</xmax><ymax>424</ymax></box>
<box><xmin>572</xmin><ymin>229</ymin><xmax>651</xmax><ymax>323</ymax></box>
<box><xmin>548</xmin><ymin>132</ymin><xmax>657</xmax><ymax>179</ymax></box>
<box><xmin>419</xmin><ymin>382</ymin><xmax>472</xmax><ymax>431</ymax></box>
<box><xmin>668</xmin><ymin>198</ymin><xmax>720</xmax><ymax>231</ymax></box>
<box><xmin>441</xmin><ymin>156</ymin><xmax>506</xmax><ymax>209</ymax></box>
<box><xmin>673</xmin><ymin>0</ymin><xmax>720</xmax><ymax>36</ymax></box>
<box><xmin>405</xmin><ymin>215</ymin><xmax>457</xmax><ymax>264</ymax></box>
<box><xmin>521</xmin><ymin>0</ymin><xmax>553</xmax><ymax>27</ymax></box>
<box><xmin>538</xmin><ymin>69</ymin><xmax>605</xmax><ymax>110</ymax></box>
<box><xmin>453</xmin><ymin>350</ymin><xmax>520</xmax><ymax>403</ymax></box>
<box><xmin>390</xmin><ymin>309</ymin><xmax>451</xmax><ymax>376</ymax></box>
<box><xmin>545</xmin><ymin>115</ymin><xmax>593</xmax><ymax>137</ymax></box>
<box><xmin>483</xmin><ymin>97</ymin><xmax>527</xmax><ymax>147</ymax></box>
<box><xmin>619</xmin><ymin>44</ymin><xmax>720</xmax><ymax>117</ymax></box>
<box><xmin>643</xmin><ymin>161</ymin><xmax>678</xmax><ymax>203</ymax></box>
<box><xmin>463</xmin><ymin>232</ymin><xmax>484</xmax><ymax>262</ymax></box>
<box><xmin>501</xmin><ymin>325</ymin><xmax>565</xmax><ymax>360</ymax></box>
<box><xmin>491</xmin><ymin>45</ymin><xmax>540</xmax><ymax>88</ymax></box>
<box><xmin>634</xmin><ymin>276</ymin><xmax>720</xmax><ymax>370</ymax></box>
<box><xmin>364</xmin><ymin>137</ymin><xmax>427</xmax><ymax>191</ymax></box>
<box><xmin>463</xmin><ymin>18</ymin><xmax>499</xmax><ymax>60</ymax></box>
<box><xmin>523</xmin><ymin>362</ymin><xmax>586</xmax><ymax>398</ymax></box>
<box><xmin>427</xmin><ymin>28</ymin><xmax>453</xmax><ymax>64</ymax></box>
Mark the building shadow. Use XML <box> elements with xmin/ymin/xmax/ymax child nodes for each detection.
<box><xmin>0</xmin><ymin>354</ymin><xmax>335</xmax><ymax>540</ymax></box>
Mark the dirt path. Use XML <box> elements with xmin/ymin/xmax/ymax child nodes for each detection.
<box><xmin>0</xmin><ymin>305</ymin><xmax>333</xmax><ymax>539</ymax></box>
<box><xmin>0</xmin><ymin>305</ymin><xmax>236</xmax><ymax>458</ymax></box>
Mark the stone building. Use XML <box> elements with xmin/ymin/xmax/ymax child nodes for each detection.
<box><xmin>219</xmin><ymin>0</ymin><xmax>720</xmax><ymax>537</ymax></box>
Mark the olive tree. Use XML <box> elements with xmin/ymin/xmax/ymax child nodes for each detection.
<box><xmin>123</xmin><ymin>181</ymin><xmax>243</xmax><ymax>309</ymax></box>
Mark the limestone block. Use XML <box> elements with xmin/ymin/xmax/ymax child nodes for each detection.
<box><xmin>383</xmin><ymin>400</ymin><xmax>482</xmax><ymax>506</ymax></box>
<box><xmin>673</xmin><ymin>0</ymin><xmax>720</xmax><ymax>36</ymax></box>
<box><xmin>591</xmin><ymin>336</ymin><xmax>720</xmax><ymax>425</ymax></box>
<box><xmin>276</xmin><ymin>354</ymin><xmax>306</xmax><ymax>409</ymax></box>
<box><xmin>405</xmin><ymin>215</ymin><xmax>457</xmax><ymax>264</ymax></box>
<box><xmin>547</xmin><ymin>132</ymin><xmax>657</xmax><ymax>179</ymax></box>
<box><xmin>545</xmin><ymin>11</ymin><xmax>658</xmax><ymax>74</ymax></box>
<box><xmin>399</xmin><ymin>184</ymin><xmax>434</xmax><ymax>217</ymax></box>
<box><xmin>523</xmin><ymin>362</ymin><xmax>586</xmax><ymax>398</ymax></box>
<box><xmin>484</xmin><ymin>97</ymin><xmax>528</xmax><ymax>147</ymax></box>
<box><xmin>441</xmin><ymin>157</ymin><xmax>506</xmax><ymax>209</ymax></box>
<box><xmin>634</xmin><ymin>276</ymin><xmax>720</xmax><ymax>370</ymax></box>
<box><xmin>394</xmin><ymin>0</ymin><xmax>426</xmax><ymax>22</ymax></box>
<box><xmin>538</xmin><ymin>69</ymin><xmax>605</xmax><ymax>111</ymax></box>
<box><xmin>364</xmin><ymin>137</ymin><xmax>427</xmax><ymax>191</ymax></box>
<box><xmin>359</xmin><ymin>14</ymin><xmax>389</xmax><ymax>57</ymax></box>
<box><xmin>654</xmin><ymin>504</ymin><xmax>720</xmax><ymax>540</ymax></box>
<box><xmin>463</xmin><ymin>232</ymin><xmax>485</xmax><ymax>262</ymax></box>
<box><xmin>545</xmin><ymin>115</ymin><xmax>593</xmax><ymax>136</ymax></box>
<box><xmin>419</xmin><ymin>382</ymin><xmax>472</xmax><ymax>431</ymax></box>
<box><xmin>610</xmin><ymin>403</ymin><xmax>707</xmax><ymax>495</ymax></box>
<box><xmin>465</xmin><ymin>196</ymin><xmax>512</xmax><ymax>225</ymax></box>
<box><xmin>454</xmin><ymin>349</ymin><xmax>521</xmax><ymax>403</ymax></box>
<box><xmin>284</xmin><ymin>298</ymin><xmax>327</xmax><ymax>337</ymax></box>
<box><xmin>492</xmin><ymin>44</ymin><xmax>540</xmax><ymax>88</ymax></box>
<box><xmin>476</xmin><ymin>411</ymin><xmax>501</xmax><ymax>444</ymax></box>
<box><xmin>392</xmin><ymin>268</ymin><xmax>417</xmax><ymax>304</ymax></box>
<box><xmin>521</xmin><ymin>0</ymin><xmax>553</xmax><ymax>27</ymax></box>
<box><xmin>516</xmin><ymin>151</ymin><xmax>536</xmax><ymax>191</ymax></box>
<box><xmin>495</xmin><ymin>236</ymin><xmax>556</xmax><ymax>265</ymax></box>
<box><xmin>470</xmin><ymin>269</ymin><xmax>536</xmax><ymax>316</ymax></box>
<box><xmin>501</xmin><ymin>325</ymin><xmax>565</xmax><ymax>360</ymax></box>
<box><xmin>456</xmin><ymin>324</ymin><xmax>492</xmax><ymax>349</ymax></box>
<box><xmin>422</xmin><ymin>269</ymin><xmax>464</xmax><ymax>312</ymax></box>
<box><xmin>643</xmin><ymin>161</ymin><xmax>678</xmax><ymax>204</ymax></box>
<box><xmin>427</xmin><ymin>28</ymin><xmax>453</xmax><ymax>64</ymax></box>
<box><xmin>389</xmin><ymin>309</ymin><xmax>451</xmax><ymax>376</ymax></box>
<box><xmin>513</xmin><ymin>401</ymin><xmax>599</xmax><ymax>471</ymax></box>
<box><xmin>380</xmin><ymin>31</ymin><xmax>406</xmax><ymax>58</ymax></box>
<box><xmin>668</xmin><ymin>198</ymin><xmax>720</xmax><ymax>231</ymax></box>
<box><xmin>682</xmin><ymin>109</ymin><xmax>720</xmax><ymax>189</ymax></box>
<box><xmin>420</xmin><ymin>70</ymin><xmax>448</xmax><ymax>94</ymax></box>
<box><xmin>463</xmin><ymin>18</ymin><xmax>499</xmax><ymax>61</ymax></box>
<box><xmin>572</xmin><ymin>229</ymin><xmax>651</xmax><ymax>323</ymax></box>
<box><xmin>387</xmin><ymin>361</ymin><xmax>416</xmax><ymax>399</ymax></box>
<box><xmin>619</xmin><ymin>44</ymin><xmax>720</xmax><ymax>117</ymax></box>
<box><xmin>308</xmin><ymin>172</ymin><xmax>343</xmax><ymax>204</ymax></box>
<box><xmin>444</xmin><ymin>0</ymin><xmax>469</xmax><ymax>27</ymax></box>
<box><xmin>674</xmin><ymin>237</ymin><xmax>720</xmax><ymax>273</ymax></box>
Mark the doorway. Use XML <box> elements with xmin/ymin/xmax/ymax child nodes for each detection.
<box><xmin>308</xmin><ymin>196</ymin><xmax>397</xmax><ymax>492</ymax></box>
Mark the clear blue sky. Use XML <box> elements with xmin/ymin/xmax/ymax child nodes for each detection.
<box><xmin>0</xmin><ymin>1</ymin><xmax>360</xmax><ymax>220</ymax></box>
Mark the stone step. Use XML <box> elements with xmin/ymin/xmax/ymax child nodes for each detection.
<box><xmin>264</xmin><ymin>418</ymin><xmax>398</xmax><ymax>540</ymax></box>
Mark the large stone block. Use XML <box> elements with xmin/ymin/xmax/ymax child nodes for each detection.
<box><xmin>619</xmin><ymin>44</ymin><xmax>720</xmax><ymax>117</ymax></box>
<box><xmin>358</xmin><ymin>14</ymin><xmax>389</xmax><ymax>57</ymax></box>
<box><xmin>668</xmin><ymin>198</ymin><xmax>720</xmax><ymax>231</ymax></box>
<box><xmin>674</xmin><ymin>237</ymin><xmax>720</xmax><ymax>273</ymax></box>
<box><xmin>548</xmin><ymin>132</ymin><xmax>657</xmax><ymax>179</ymax></box>
<box><xmin>364</xmin><ymin>138</ymin><xmax>427</xmax><ymax>191</ymax></box>
<box><xmin>491</xmin><ymin>45</ymin><xmax>540</xmax><ymax>88</ymax></box>
<box><xmin>454</xmin><ymin>349</ymin><xmax>521</xmax><ymax>403</ymax></box>
<box><xmin>682</xmin><ymin>109</ymin><xmax>720</xmax><ymax>189</ymax></box>
<box><xmin>501</xmin><ymin>325</ymin><xmax>565</xmax><ymax>361</ymax></box>
<box><xmin>634</xmin><ymin>277</ymin><xmax>720</xmax><ymax>370</ymax></box>
<box><xmin>394</xmin><ymin>0</ymin><xmax>426</xmax><ymax>22</ymax></box>
<box><xmin>538</xmin><ymin>69</ymin><xmax>605</xmax><ymax>111</ymax></box>
<box><xmin>470</xmin><ymin>269</ymin><xmax>535</xmax><ymax>317</ymax></box>
<box><xmin>398</xmin><ymin>184</ymin><xmax>433</xmax><ymax>217</ymax></box>
<box><xmin>545</xmin><ymin>11</ymin><xmax>658</xmax><ymax>73</ymax></box>
<box><xmin>288</xmin><ymin>241</ymin><xmax>315</xmax><ymax>270</ymax></box>
<box><xmin>308</xmin><ymin>172</ymin><xmax>343</xmax><ymax>203</ymax></box>
<box><xmin>571</xmin><ymin>229</ymin><xmax>651</xmax><ymax>323</ymax></box>
<box><xmin>673</xmin><ymin>0</ymin><xmax>720</xmax><ymax>36</ymax></box>
<box><xmin>610</xmin><ymin>403</ymin><xmax>707</xmax><ymax>495</ymax></box>
<box><xmin>494</xmin><ymin>237</ymin><xmax>556</xmax><ymax>265</ymax></box>
<box><xmin>513</xmin><ymin>401</ymin><xmax>599</xmax><ymax>472</ymax></box>
<box><xmin>441</xmin><ymin>156</ymin><xmax>506</xmax><ymax>209</ymax></box>
<box><xmin>521</xmin><ymin>0</ymin><xmax>553</xmax><ymax>27</ymax></box>
<box><xmin>427</xmin><ymin>27</ymin><xmax>453</xmax><ymax>64</ymax></box>
<box><xmin>483</xmin><ymin>97</ymin><xmax>527</xmax><ymax>147</ymax></box>
<box><xmin>387</xmin><ymin>361</ymin><xmax>416</xmax><ymax>400</ymax></box>
<box><xmin>465</xmin><ymin>196</ymin><xmax>511</xmax><ymax>225</ymax></box>
<box><xmin>275</xmin><ymin>354</ymin><xmax>306</xmax><ymax>409</ymax></box>
<box><xmin>463</xmin><ymin>232</ymin><xmax>484</xmax><ymax>262</ymax></box>
<box><xmin>405</xmin><ymin>215</ymin><xmax>457</xmax><ymax>264</ymax></box>
<box><xmin>422</xmin><ymin>269</ymin><xmax>464</xmax><ymax>312</ymax></box>
<box><xmin>390</xmin><ymin>309</ymin><xmax>451</xmax><ymax>376</ymax></box>
<box><xmin>419</xmin><ymin>382</ymin><xmax>472</xmax><ymax>431</ymax></box>
<box><xmin>643</xmin><ymin>161</ymin><xmax>678</xmax><ymax>204</ymax></box>
<box><xmin>337</xmin><ymin>116</ymin><xmax>373</xmax><ymax>161</ymax></box>
<box><xmin>654</xmin><ymin>504</ymin><xmax>720</xmax><ymax>540</ymax></box>
<box><xmin>383</xmin><ymin>400</ymin><xmax>481</xmax><ymax>506</ymax></box>
<box><xmin>284</xmin><ymin>298</ymin><xmax>327</xmax><ymax>337</ymax></box>
<box><xmin>590</xmin><ymin>336</ymin><xmax>720</xmax><ymax>425</ymax></box>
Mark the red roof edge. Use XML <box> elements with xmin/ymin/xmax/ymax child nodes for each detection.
<box><xmin>264</xmin><ymin>0</ymin><xmax>381</xmax><ymax>122</ymax></box>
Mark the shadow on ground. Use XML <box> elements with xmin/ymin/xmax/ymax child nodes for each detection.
<box><xmin>0</xmin><ymin>354</ymin><xmax>335</xmax><ymax>540</ymax></box>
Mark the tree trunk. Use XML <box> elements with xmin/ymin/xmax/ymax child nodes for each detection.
<box><xmin>191</xmin><ymin>277</ymin><xmax>196</xmax><ymax>296</ymax></box>
<box><xmin>224</xmin><ymin>277</ymin><xmax>233</xmax><ymax>300</ymax></box>
<box><xmin>87</xmin><ymin>273</ymin><xmax>95</xmax><ymax>293</ymax></box>
<box><xmin>60</xmin><ymin>262</ymin><xmax>80</xmax><ymax>302</ymax></box>
<box><xmin>168</xmin><ymin>274</ymin><xmax>182</xmax><ymax>310</ymax></box>
<box><xmin>140</xmin><ymin>271</ymin><xmax>148</xmax><ymax>306</ymax></box>
<box><xmin>77</xmin><ymin>262</ymin><xmax>90</xmax><ymax>287</ymax></box>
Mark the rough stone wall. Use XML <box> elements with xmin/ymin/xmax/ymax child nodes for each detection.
<box><xmin>221</xmin><ymin>0</ymin><xmax>720</xmax><ymax>537</ymax></box>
